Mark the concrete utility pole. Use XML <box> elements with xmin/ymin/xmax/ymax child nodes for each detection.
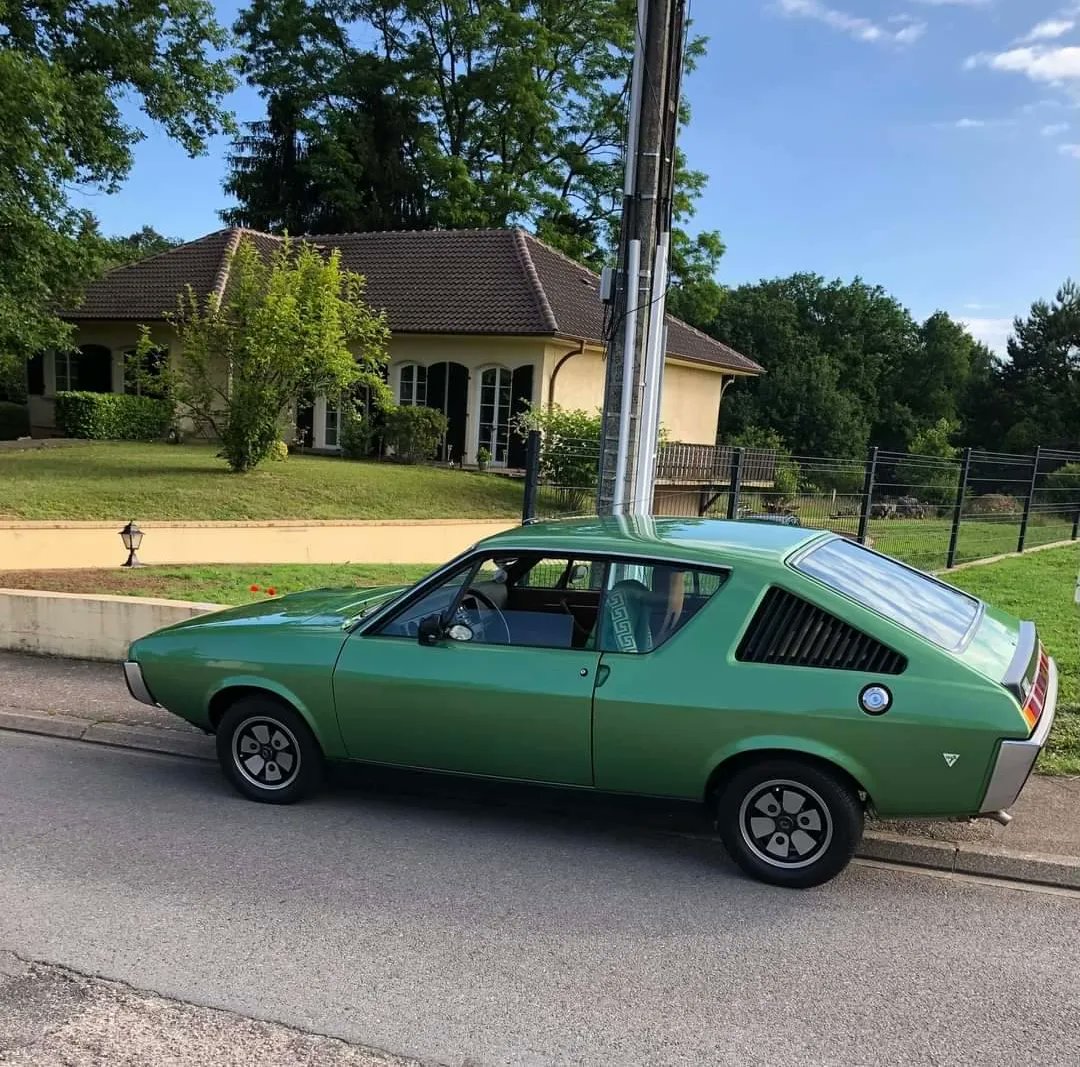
<box><xmin>596</xmin><ymin>0</ymin><xmax>687</xmax><ymax>515</ymax></box>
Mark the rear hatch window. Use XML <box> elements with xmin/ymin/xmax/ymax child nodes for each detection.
<box><xmin>792</xmin><ymin>537</ymin><xmax>980</xmax><ymax>651</ymax></box>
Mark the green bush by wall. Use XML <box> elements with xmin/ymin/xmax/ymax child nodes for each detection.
<box><xmin>55</xmin><ymin>392</ymin><xmax>172</xmax><ymax>441</ymax></box>
<box><xmin>0</xmin><ymin>401</ymin><xmax>30</xmax><ymax>440</ymax></box>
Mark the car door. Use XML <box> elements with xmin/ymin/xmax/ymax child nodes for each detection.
<box><xmin>332</xmin><ymin>553</ymin><xmax>600</xmax><ymax>785</ymax></box>
<box><xmin>590</xmin><ymin>558</ymin><xmax>736</xmax><ymax>799</ymax></box>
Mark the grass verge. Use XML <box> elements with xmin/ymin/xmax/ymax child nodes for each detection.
<box><xmin>0</xmin><ymin>442</ymin><xmax>524</xmax><ymax>520</ymax></box>
<box><xmin>944</xmin><ymin>544</ymin><xmax>1079</xmax><ymax>776</ymax></box>
<box><xmin>0</xmin><ymin>563</ymin><xmax>433</xmax><ymax>606</ymax></box>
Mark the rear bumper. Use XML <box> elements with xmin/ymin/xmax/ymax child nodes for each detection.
<box><xmin>980</xmin><ymin>656</ymin><xmax>1058</xmax><ymax>813</ymax></box>
<box><xmin>123</xmin><ymin>661</ymin><xmax>158</xmax><ymax>707</ymax></box>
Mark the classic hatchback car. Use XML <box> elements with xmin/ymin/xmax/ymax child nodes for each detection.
<box><xmin>125</xmin><ymin>518</ymin><xmax>1057</xmax><ymax>888</ymax></box>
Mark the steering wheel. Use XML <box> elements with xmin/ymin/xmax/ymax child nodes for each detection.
<box><xmin>458</xmin><ymin>586</ymin><xmax>512</xmax><ymax>644</ymax></box>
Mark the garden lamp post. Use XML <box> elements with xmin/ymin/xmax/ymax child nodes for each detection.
<box><xmin>120</xmin><ymin>520</ymin><xmax>144</xmax><ymax>568</ymax></box>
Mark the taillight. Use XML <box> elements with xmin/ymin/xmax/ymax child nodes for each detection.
<box><xmin>1020</xmin><ymin>648</ymin><xmax>1049</xmax><ymax>732</ymax></box>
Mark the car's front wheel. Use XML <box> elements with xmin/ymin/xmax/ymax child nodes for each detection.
<box><xmin>714</xmin><ymin>758</ymin><xmax>863</xmax><ymax>888</ymax></box>
<box><xmin>216</xmin><ymin>696</ymin><xmax>324</xmax><ymax>804</ymax></box>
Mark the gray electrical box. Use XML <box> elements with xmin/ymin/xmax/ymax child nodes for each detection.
<box><xmin>599</xmin><ymin>265</ymin><xmax>615</xmax><ymax>304</ymax></box>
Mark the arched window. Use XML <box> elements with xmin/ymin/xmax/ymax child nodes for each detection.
<box><xmin>398</xmin><ymin>363</ymin><xmax>427</xmax><ymax>406</ymax></box>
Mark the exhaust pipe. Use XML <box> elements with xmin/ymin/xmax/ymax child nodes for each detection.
<box><xmin>981</xmin><ymin>809</ymin><xmax>1013</xmax><ymax>827</ymax></box>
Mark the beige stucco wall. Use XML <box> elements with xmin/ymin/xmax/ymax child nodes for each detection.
<box><xmin>0</xmin><ymin>519</ymin><xmax>515</xmax><ymax>570</ymax></box>
<box><xmin>50</xmin><ymin>322</ymin><xmax>734</xmax><ymax>450</ymax></box>
<box><xmin>545</xmin><ymin>344</ymin><xmax>725</xmax><ymax>445</ymax></box>
<box><xmin>660</xmin><ymin>361</ymin><xmax>725</xmax><ymax>445</ymax></box>
<box><xmin>0</xmin><ymin>588</ymin><xmax>219</xmax><ymax>661</ymax></box>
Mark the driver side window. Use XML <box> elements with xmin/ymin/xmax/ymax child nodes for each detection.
<box><xmin>377</xmin><ymin>562</ymin><xmax>474</xmax><ymax>639</ymax></box>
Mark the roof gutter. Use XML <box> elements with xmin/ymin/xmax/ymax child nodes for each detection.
<box><xmin>547</xmin><ymin>337</ymin><xmax>587</xmax><ymax>409</ymax></box>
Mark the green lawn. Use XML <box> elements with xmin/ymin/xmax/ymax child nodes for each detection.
<box><xmin>0</xmin><ymin>442</ymin><xmax>524</xmax><ymax>520</ymax></box>
<box><xmin>0</xmin><ymin>563</ymin><xmax>434</xmax><ymax>605</ymax></box>
<box><xmin>944</xmin><ymin>544</ymin><xmax>1080</xmax><ymax>776</ymax></box>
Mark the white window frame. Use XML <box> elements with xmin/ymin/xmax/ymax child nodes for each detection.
<box><xmin>398</xmin><ymin>363</ymin><xmax>428</xmax><ymax>407</ymax></box>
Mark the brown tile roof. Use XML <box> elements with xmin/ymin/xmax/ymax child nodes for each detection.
<box><xmin>64</xmin><ymin>227</ymin><xmax>762</xmax><ymax>375</ymax></box>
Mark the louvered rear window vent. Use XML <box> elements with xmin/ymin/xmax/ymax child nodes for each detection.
<box><xmin>737</xmin><ymin>587</ymin><xmax>906</xmax><ymax>674</ymax></box>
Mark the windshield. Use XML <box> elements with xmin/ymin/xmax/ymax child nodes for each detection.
<box><xmin>793</xmin><ymin>538</ymin><xmax>981</xmax><ymax>650</ymax></box>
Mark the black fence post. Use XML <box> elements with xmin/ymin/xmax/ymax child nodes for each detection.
<box><xmin>946</xmin><ymin>447</ymin><xmax>973</xmax><ymax>569</ymax></box>
<box><xmin>521</xmin><ymin>429</ymin><xmax>541</xmax><ymax>524</ymax></box>
<box><xmin>856</xmin><ymin>446</ymin><xmax>879</xmax><ymax>546</ymax></box>
<box><xmin>1072</xmin><ymin>508</ymin><xmax>1080</xmax><ymax>542</ymax></box>
<box><xmin>726</xmin><ymin>447</ymin><xmax>744</xmax><ymax>520</ymax></box>
<box><xmin>1017</xmin><ymin>445</ymin><xmax>1041</xmax><ymax>554</ymax></box>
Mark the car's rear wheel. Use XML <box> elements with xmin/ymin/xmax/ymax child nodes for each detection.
<box><xmin>714</xmin><ymin>758</ymin><xmax>863</xmax><ymax>888</ymax></box>
<box><xmin>216</xmin><ymin>696</ymin><xmax>323</xmax><ymax>804</ymax></box>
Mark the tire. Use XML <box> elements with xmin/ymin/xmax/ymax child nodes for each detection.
<box><xmin>216</xmin><ymin>696</ymin><xmax>324</xmax><ymax>804</ymax></box>
<box><xmin>714</xmin><ymin>758</ymin><xmax>863</xmax><ymax>889</ymax></box>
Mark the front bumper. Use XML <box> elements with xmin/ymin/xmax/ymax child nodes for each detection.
<box><xmin>981</xmin><ymin>656</ymin><xmax>1058</xmax><ymax>814</ymax></box>
<box><xmin>123</xmin><ymin>661</ymin><xmax>157</xmax><ymax>707</ymax></box>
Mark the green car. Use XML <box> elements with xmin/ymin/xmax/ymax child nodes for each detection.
<box><xmin>124</xmin><ymin>518</ymin><xmax>1057</xmax><ymax>888</ymax></box>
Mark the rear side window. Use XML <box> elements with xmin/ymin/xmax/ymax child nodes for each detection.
<box><xmin>793</xmin><ymin>538</ymin><xmax>980</xmax><ymax>650</ymax></box>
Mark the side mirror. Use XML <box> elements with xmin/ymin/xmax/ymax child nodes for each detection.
<box><xmin>570</xmin><ymin>563</ymin><xmax>589</xmax><ymax>584</ymax></box>
<box><xmin>417</xmin><ymin>613</ymin><xmax>444</xmax><ymax>646</ymax></box>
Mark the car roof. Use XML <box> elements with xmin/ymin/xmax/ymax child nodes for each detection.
<box><xmin>478</xmin><ymin>517</ymin><xmax>829</xmax><ymax>566</ymax></box>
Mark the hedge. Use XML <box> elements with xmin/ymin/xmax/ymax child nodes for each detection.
<box><xmin>0</xmin><ymin>401</ymin><xmax>30</xmax><ymax>440</ymax></box>
<box><xmin>55</xmin><ymin>391</ymin><xmax>172</xmax><ymax>441</ymax></box>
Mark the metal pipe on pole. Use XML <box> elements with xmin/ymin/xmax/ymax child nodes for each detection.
<box><xmin>597</xmin><ymin>0</ymin><xmax>684</xmax><ymax>515</ymax></box>
<box><xmin>631</xmin><ymin>232</ymin><xmax>669</xmax><ymax>514</ymax></box>
<box><xmin>612</xmin><ymin>239</ymin><xmax>641</xmax><ymax>513</ymax></box>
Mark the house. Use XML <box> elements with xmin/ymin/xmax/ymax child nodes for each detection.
<box><xmin>30</xmin><ymin>227</ymin><xmax>762</xmax><ymax>467</ymax></box>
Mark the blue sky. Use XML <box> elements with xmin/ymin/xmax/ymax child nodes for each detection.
<box><xmin>74</xmin><ymin>0</ymin><xmax>1080</xmax><ymax>354</ymax></box>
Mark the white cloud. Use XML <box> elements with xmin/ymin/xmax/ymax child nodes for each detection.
<box><xmin>960</xmin><ymin>317</ymin><xmax>1013</xmax><ymax>355</ymax></box>
<box><xmin>1059</xmin><ymin>142</ymin><xmax>1080</xmax><ymax>156</ymax></box>
<box><xmin>966</xmin><ymin>45</ymin><xmax>1080</xmax><ymax>82</ymax></box>
<box><xmin>955</xmin><ymin>117</ymin><xmax>987</xmax><ymax>127</ymax></box>
<box><xmin>911</xmin><ymin>0</ymin><xmax>988</xmax><ymax>5</ymax></box>
<box><xmin>776</xmin><ymin>0</ymin><xmax>926</xmax><ymax>45</ymax></box>
<box><xmin>1020</xmin><ymin>19</ymin><xmax>1076</xmax><ymax>43</ymax></box>
<box><xmin>963</xmin><ymin>302</ymin><xmax>996</xmax><ymax>311</ymax></box>
<box><xmin>1042</xmin><ymin>121</ymin><xmax>1071</xmax><ymax>134</ymax></box>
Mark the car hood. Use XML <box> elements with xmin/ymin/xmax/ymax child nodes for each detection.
<box><xmin>156</xmin><ymin>584</ymin><xmax>410</xmax><ymax>635</ymax></box>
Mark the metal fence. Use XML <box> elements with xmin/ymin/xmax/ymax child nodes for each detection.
<box><xmin>520</xmin><ymin>431</ymin><xmax>1080</xmax><ymax>571</ymax></box>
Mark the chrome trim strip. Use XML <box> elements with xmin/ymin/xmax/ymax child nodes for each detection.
<box><xmin>981</xmin><ymin>657</ymin><xmax>1057</xmax><ymax>813</ymax></box>
<box><xmin>123</xmin><ymin>661</ymin><xmax>157</xmax><ymax>707</ymax></box>
<box><xmin>1001</xmin><ymin>621</ymin><xmax>1037</xmax><ymax>701</ymax></box>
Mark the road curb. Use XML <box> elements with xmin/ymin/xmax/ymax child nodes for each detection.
<box><xmin>4</xmin><ymin>710</ymin><xmax>1078</xmax><ymax>889</ymax></box>
<box><xmin>0</xmin><ymin>708</ymin><xmax>214</xmax><ymax>761</ymax></box>
<box><xmin>858</xmin><ymin>829</ymin><xmax>1080</xmax><ymax>889</ymax></box>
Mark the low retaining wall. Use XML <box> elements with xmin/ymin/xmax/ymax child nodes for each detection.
<box><xmin>0</xmin><ymin>589</ymin><xmax>220</xmax><ymax>661</ymax></box>
<box><xmin>0</xmin><ymin>518</ymin><xmax>516</xmax><ymax>570</ymax></box>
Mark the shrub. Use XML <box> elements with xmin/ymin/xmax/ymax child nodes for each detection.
<box><xmin>0</xmin><ymin>401</ymin><xmax>29</xmax><ymax>439</ymax></box>
<box><xmin>55</xmin><ymin>392</ymin><xmax>172</xmax><ymax>440</ymax></box>
<box><xmin>895</xmin><ymin>418</ymin><xmax>960</xmax><ymax>506</ymax></box>
<box><xmin>268</xmin><ymin>439</ymin><xmax>289</xmax><ymax>462</ymax></box>
<box><xmin>384</xmin><ymin>404</ymin><xmax>447</xmax><ymax>463</ymax></box>
<box><xmin>512</xmin><ymin>403</ymin><xmax>602</xmax><ymax>491</ymax></box>
<box><xmin>340</xmin><ymin>402</ymin><xmax>374</xmax><ymax>459</ymax></box>
<box><xmin>1040</xmin><ymin>463</ymin><xmax>1080</xmax><ymax>514</ymax></box>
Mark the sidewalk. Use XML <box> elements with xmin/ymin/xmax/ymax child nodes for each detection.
<box><xmin>1</xmin><ymin>651</ymin><xmax>1078</xmax><ymax>887</ymax></box>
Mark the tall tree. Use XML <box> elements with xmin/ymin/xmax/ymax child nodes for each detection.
<box><xmin>103</xmin><ymin>226</ymin><xmax>183</xmax><ymax>268</ymax></box>
<box><xmin>0</xmin><ymin>0</ymin><xmax>235</xmax><ymax>378</ymax></box>
<box><xmin>225</xmin><ymin>0</ymin><xmax>725</xmax><ymax>303</ymax></box>
<box><xmin>997</xmin><ymin>281</ymin><xmax>1080</xmax><ymax>452</ymax></box>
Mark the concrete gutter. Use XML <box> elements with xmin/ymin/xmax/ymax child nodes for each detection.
<box><xmin>1</xmin><ymin>705</ymin><xmax>1076</xmax><ymax>890</ymax></box>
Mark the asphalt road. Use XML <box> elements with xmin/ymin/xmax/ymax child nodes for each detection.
<box><xmin>2</xmin><ymin>731</ymin><xmax>1079</xmax><ymax>1067</ymax></box>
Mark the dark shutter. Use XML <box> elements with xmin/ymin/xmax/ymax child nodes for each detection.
<box><xmin>27</xmin><ymin>353</ymin><xmax>45</xmax><ymax>396</ymax></box>
<box><xmin>506</xmin><ymin>364</ymin><xmax>534</xmax><ymax>468</ymax></box>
